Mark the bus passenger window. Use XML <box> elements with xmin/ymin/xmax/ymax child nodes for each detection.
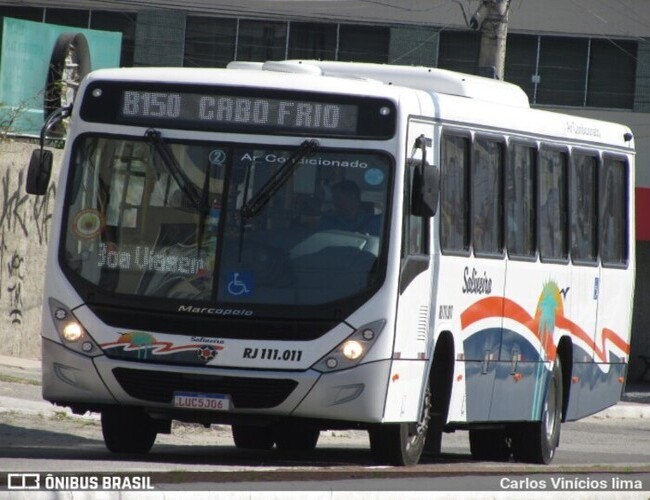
<box><xmin>538</xmin><ymin>149</ymin><xmax>568</xmax><ymax>261</ymax></box>
<box><xmin>506</xmin><ymin>144</ymin><xmax>536</xmax><ymax>258</ymax></box>
<box><xmin>571</xmin><ymin>154</ymin><xmax>598</xmax><ymax>262</ymax></box>
<box><xmin>440</xmin><ymin>135</ymin><xmax>469</xmax><ymax>253</ymax></box>
<box><xmin>600</xmin><ymin>158</ymin><xmax>628</xmax><ymax>265</ymax></box>
<box><xmin>472</xmin><ymin>138</ymin><xmax>503</xmax><ymax>255</ymax></box>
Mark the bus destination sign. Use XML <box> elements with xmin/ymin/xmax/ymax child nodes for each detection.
<box><xmin>120</xmin><ymin>91</ymin><xmax>359</xmax><ymax>134</ymax></box>
<box><xmin>80</xmin><ymin>81</ymin><xmax>395</xmax><ymax>138</ymax></box>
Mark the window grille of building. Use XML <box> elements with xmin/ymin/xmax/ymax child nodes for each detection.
<box><xmin>0</xmin><ymin>7</ymin><xmax>639</xmax><ymax>110</ymax></box>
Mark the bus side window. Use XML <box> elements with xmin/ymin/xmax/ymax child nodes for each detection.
<box><xmin>506</xmin><ymin>144</ymin><xmax>536</xmax><ymax>258</ymax></box>
<box><xmin>440</xmin><ymin>134</ymin><xmax>470</xmax><ymax>254</ymax></box>
<box><xmin>571</xmin><ymin>153</ymin><xmax>598</xmax><ymax>263</ymax></box>
<box><xmin>538</xmin><ymin>148</ymin><xmax>568</xmax><ymax>261</ymax></box>
<box><xmin>600</xmin><ymin>158</ymin><xmax>628</xmax><ymax>266</ymax></box>
<box><xmin>472</xmin><ymin>137</ymin><xmax>504</xmax><ymax>256</ymax></box>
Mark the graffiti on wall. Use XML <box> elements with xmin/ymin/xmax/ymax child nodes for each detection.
<box><xmin>7</xmin><ymin>250</ymin><xmax>24</xmax><ymax>325</ymax></box>
<box><xmin>0</xmin><ymin>165</ymin><xmax>56</xmax><ymax>327</ymax></box>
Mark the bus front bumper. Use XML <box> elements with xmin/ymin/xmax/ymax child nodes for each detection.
<box><xmin>42</xmin><ymin>338</ymin><xmax>391</xmax><ymax>423</ymax></box>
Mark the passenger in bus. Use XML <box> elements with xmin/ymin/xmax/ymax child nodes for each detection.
<box><xmin>319</xmin><ymin>180</ymin><xmax>381</xmax><ymax>235</ymax></box>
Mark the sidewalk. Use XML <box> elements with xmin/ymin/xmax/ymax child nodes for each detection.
<box><xmin>0</xmin><ymin>354</ymin><xmax>649</xmax><ymax>419</ymax></box>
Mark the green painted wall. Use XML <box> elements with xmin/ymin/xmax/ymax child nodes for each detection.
<box><xmin>0</xmin><ymin>17</ymin><xmax>122</xmax><ymax>135</ymax></box>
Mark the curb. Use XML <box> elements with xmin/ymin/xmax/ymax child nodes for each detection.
<box><xmin>0</xmin><ymin>394</ymin><xmax>99</xmax><ymax>421</ymax></box>
<box><xmin>588</xmin><ymin>401</ymin><xmax>650</xmax><ymax>420</ymax></box>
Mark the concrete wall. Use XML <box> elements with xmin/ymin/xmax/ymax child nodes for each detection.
<box><xmin>0</xmin><ymin>139</ymin><xmax>61</xmax><ymax>359</ymax></box>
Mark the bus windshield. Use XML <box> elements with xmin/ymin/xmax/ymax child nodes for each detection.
<box><xmin>62</xmin><ymin>135</ymin><xmax>391</xmax><ymax>308</ymax></box>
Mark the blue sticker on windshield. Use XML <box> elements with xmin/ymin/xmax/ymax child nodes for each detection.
<box><xmin>364</xmin><ymin>168</ymin><xmax>385</xmax><ymax>186</ymax></box>
<box><xmin>226</xmin><ymin>271</ymin><xmax>254</xmax><ymax>297</ymax></box>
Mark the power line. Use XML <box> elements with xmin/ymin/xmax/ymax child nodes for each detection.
<box><xmin>568</xmin><ymin>0</ymin><xmax>646</xmax><ymax>70</ymax></box>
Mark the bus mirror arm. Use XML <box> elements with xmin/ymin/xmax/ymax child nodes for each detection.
<box><xmin>26</xmin><ymin>105</ymin><xmax>71</xmax><ymax>195</ymax></box>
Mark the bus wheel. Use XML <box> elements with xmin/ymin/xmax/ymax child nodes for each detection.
<box><xmin>511</xmin><ymin>358</ymin><xmax>563</xmax><ymax>464</ymax></box>
<box><xmin>231</xmin><ymin>424</ymin><xmax>275</xmax><ymax>450</ymax></box>
<box><xmin>469</xmin><ymin>428</ymin><xmax>511</xmax><ymax>461</ymax></box>
<box><xmin>369</xmin><ymin>387</ymin><xmax>430</xmax><ymax>466</ymax></box>
<box><xmin>101</xmin><ymin>408</ymin><xmax>157</xmax><ymax>454</ymax></box>
<box><xmin>274</xmin><ymin>422</ymin><xmax>320</xmax><ymax>451</ymax></box>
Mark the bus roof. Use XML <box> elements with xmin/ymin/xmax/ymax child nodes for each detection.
<box><xmin>241</xmin><ymin>60</ymin><xmax>633</xmax><ymax>150</ymax></box>
<box><xmin>239</xmin><ymin>60</ymin><xmax>532</xmax><ymax>109</ymax></box>
<box><xmin>83</xmin><ymin>65</ymin><xmax>408</xmax><ymax>102</ymax></box>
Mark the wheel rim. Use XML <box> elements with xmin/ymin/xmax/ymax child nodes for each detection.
<box><xmin>406</xmin><ymin>386</ymin><xmax>431</xmax><ymax>452</ymax></box>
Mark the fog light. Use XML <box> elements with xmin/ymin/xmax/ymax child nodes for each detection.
<box><xmin>342</xmin><ymin>340</ymin><xmax>363</xmax><ymax>360</ymax></box>
<box><xmin>361</xmin><ymin>329</ymin><xmax>374</xmax><ymax>341</ymax></box>
<box><xmin>62</xmin><ymin>322</ymin><xmax>83</xmax><ymax>342</ymax></box>
<box><xmin>326</xmin><ymin>357</ymin><xmax>338</xmax><ymax>369</ymax></box>
<box><xmin>81</xmin><ymin>341</ymin><xmax>94</xmax><ymax>353</ymax></box>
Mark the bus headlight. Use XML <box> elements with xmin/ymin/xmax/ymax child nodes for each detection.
<box><xmin>342</xmin><ymin>340</ymin><xmax>363</xmax><ymax>360</ymax></box>
<box><xmin>62</xmin><ymin>322</ymin><xmax>84</xmax><ymax>342</ymax></box>
<box><xmin>49</xmin><ymin>298</ymin><xmax>100</xmax><ymax>356</ymax></box>
<box><xmin>313</xmin><ymin>319</ymin><xmax>385</xmax><ymax>373</ymax></box>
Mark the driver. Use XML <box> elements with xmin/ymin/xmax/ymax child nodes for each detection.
<box><xmin>319</xmin><ymin>180</ymin><xmax>380</xmax><ymax>235</ymax></box>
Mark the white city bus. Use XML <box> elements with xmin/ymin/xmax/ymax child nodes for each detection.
<box><xmin>27</xmin><ymin>60</ymin><xmax>635</xmax><ymax>466</ymax></box>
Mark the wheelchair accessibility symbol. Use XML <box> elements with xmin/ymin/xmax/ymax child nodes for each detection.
<box><xmin>227</xmin><ymin>272</ymin><xmax>254</xmax><ymax>296</ymax></box>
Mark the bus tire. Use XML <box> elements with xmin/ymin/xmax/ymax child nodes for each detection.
<box><xmin>369</xmin><ymin>386</ymin><xmax>430</xmax><ymax>466</ymax></box>
<box><xmin>231</xmin><ymin>424</ymin><xmax>275</xmax><ymax>450</ymax></box>
<box><xmin>274</xmin><ymin>422</ymin><xmax>320</xmax><ymax>451</ymax></box>
<box><xmin>424</xmin><ymin>332</ymin><xmax>454</xmax><ymax>457</ymax></box>
<box><xmin>469</xmin><ymin>427</ymin><xmax>511</xmax><ymax>461</ymax></box>
<box><xmin>511</xmin><ymin>357</ymin><xmax>563</xmax><ymax>464</ymax></box>
<box><xmin>101</xmin><ymin>408</ymin><xmax>157</xmax><ymax>454</ymax></box>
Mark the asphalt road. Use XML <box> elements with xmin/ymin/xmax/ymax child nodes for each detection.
<box><xmin>0</xmin><ymin>356</ymin><xmax>649</xmax><ymax>496</ymax></box>
<box><xmin>1</xmin><ymin>405</ymin><xmax>649</xmax><ymax>478</ymax></box>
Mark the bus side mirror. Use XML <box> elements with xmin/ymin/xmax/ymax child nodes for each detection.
<box><xmin>26</xmin><ymin>149</ymin><xmax>53</xmax><ymax>195</ymax></box>
<box><xmin>411</xmin><ymin>163</ymin><xmax>439</xmax><ymax>218</ymax></box>
<box><xmin>26</xmin><ymin>104</ymin><xmax>71</xmax><ymax>196</ymax></box>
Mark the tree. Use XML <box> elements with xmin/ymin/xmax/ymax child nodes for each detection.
<box><xmin>470</xmin><ymin>0</ymin><xmax>511</xmax><ymax>80</ymax></box>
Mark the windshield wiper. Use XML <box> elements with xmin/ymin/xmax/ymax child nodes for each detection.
<box><xmin>241</xmin><ymin>139</ymin><xmax>319</xmax><ymax>219</ymax></box>
<box><xmin>145</xmin><ymin>128</ymin><xmax>208</xmax><ymax>215</ymax></box>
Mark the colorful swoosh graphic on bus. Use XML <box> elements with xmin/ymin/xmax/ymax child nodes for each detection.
<box><xmin>461</xmin><ymin>281</ymin><xmax>629</xmax><ymax>420</ymax></box>
<box><xmin>460</xmin><ymin>282</ymin><xmax>630</xmax><ymax>365</ymax></box>
<box><xmin>100</xmin><ymin>331</ymin><xmax>224</xmax><ymax>361</ymax></box>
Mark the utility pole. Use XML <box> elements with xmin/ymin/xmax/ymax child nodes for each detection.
<box><xmin>470</xmin><ymin>0</ymin><xmax>510</xmax><ymax>80</ymax></box>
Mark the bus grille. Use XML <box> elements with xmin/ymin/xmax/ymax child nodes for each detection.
<box><xmin>112</xmin><ymin>368</ymin><xmax>299</xmax><ymax>409</ymax></box>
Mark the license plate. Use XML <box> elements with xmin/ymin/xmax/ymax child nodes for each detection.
<box><xmin>173</xmin><ymin>392</ymin><xmax>231</xmax><ymax>411</ymax></box>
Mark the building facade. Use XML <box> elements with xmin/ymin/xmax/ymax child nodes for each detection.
<box><xmin>2</xmin><ymin>0</ymin><xmax>649</xmax><ymax>378</ymax></box>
